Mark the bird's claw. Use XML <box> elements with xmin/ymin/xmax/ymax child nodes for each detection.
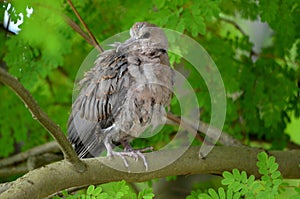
<box><xmin>108</xmin><ymin>149</ymin><xmax>149</xmax><ymax>171</ymax></box>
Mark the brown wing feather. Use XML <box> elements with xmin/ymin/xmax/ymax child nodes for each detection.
<box><xmin>68</xmin><ymin>47</ymin><xmax>173</xmax><ymax>158</ymax></box>
<box><xmin>67</xmin><ymin>50</ymin><xmax>129</xmax><ymax>157</ymax></box>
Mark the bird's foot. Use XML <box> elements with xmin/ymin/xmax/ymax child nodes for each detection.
<box><xmin>107</xmin><ymin>148</ymin><xmax>152</xmax><ymax>171</ymax></box>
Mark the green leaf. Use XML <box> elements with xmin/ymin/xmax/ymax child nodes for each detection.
<box><xmin>247</xmin><ymin>175</ymin><xmax>255</xmax><ymax>186</ymax></box>
<box><xmin>222</xmin><ymin>171</ymin><xmax>234</xmax><ymax>185</ymax></box>
<box><xmin>232</xmin><ymin>169</ymin><xmax>241</xmax><ymax>181</ymax></box>
<box><xmin>269</xmin><ymin>163</ymin><xmax>279</xmax><ymax>173</ymax></box>
<box><xmin>218</xmin><ymin>187</ymin><xmax>226</xmax><ymax>199</ymax></box>
<box><xmin>153</xmin><ymin>0</ymin><xmax>165</xmax><ymax>9</ymax></box>
<box><xmin>271</xmin><ymin>171</ymin><xmax>281</xmax><ymax>179</ymax></box>
<box><xmin>241</xmin><ymin>171</ymin><xmax>247</xmax><ymax>183</ymax></box>
<box><xmin>187</xmin><ymin>190</ymin><xmax>203</xmax><ymax>199</ymax></box>
<box><xmin>62</xmin><ymin>190</ymin><xmax>69</xmax><ymax>196</ymax></box>
<box><xmin>261</xmin><ymin>176</ymin><xmax>271</xmax><ymax>184</ymax></box>
<box><xmin>259</xmin><ymin>0</ymin><xmax>279</xmax><ymax>23</ymax></box>
<box><xmin>222</xmin><ymin>171</ymin><xmax>233</xmax><ymax>180</ymax></box>
<box><xmin>232</xmin><ymin>192</ymin><xmax>241</xmax><ymax>199</ymax></box>
<box><xmin>221</xmin><ymin>178</ymin><xmax>234</xmax><ymax>186</ymax></box>
<box><xmin>272</xmin><ymin>179</ymin><xmax>282</xmax><ymax>186</ymax></box>
<box><xmin>93</xmin><ymin>187</ymin><xmax>103</xmax><ymax>196</ymax></box>
<box><xmin>259</xmin><ymin>167</ymin><xmax>269</xmax><ymax>175</ymax></box>
<box><xmin>138</xmin><ymin>188</ymin><xmax>154</xmax><ymax>199</ymax></box>
<box><xmin>197</xmin><ymin>193</ymin><xmax>212</xmax><ymax>199</ymax></box>
<box><xmin>87</xmin><ymin>185</ymin><xmax>95</xmax><ymax>195</ymax></box>
<box><xmin>231</xmin><ymin>182</ymin><xmax>243</xmax><ymax>192</ymax></box>
<box><xmin>267</xmin><ymin>156</ymin><xmax>276</xmax><ymax>167</ymax></box>
<box><xmin>97</xmin><ymin>193</ymin><xmax>109</xmax><ymax>199</ymax></box>
<box><xmin>208</xmin><ymin>188</ymin><xmax>219</xmax><ymax>199</ymax></box>
<box><xmin>226</xmin><ymin>189</ymin><xmax>233</xmax><ymax>199</ymax></box>
<box><xmin>257</xmin><ymin>152</ymin><xmax>268</xmax><ymax>163</ymax></box>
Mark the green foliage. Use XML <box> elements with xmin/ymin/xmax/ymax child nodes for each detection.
<box><xmin>0</xmin><ymin>0</ymin><xmax>75</xmax><ymax>157</ymax></box>
<box><xmin>52</xmin><ymin>181</ymin><xmax>154</xmax><ymax>199</ymax></box>
<box><xmin>186</xmin><ymin>152</ymin><xmax>299</xmax><ymax>199</ymax></box>
<box><xmin>0</xmin><ymin>0</ymin><xmax>299</xmax><ymax>185</ymax></box>
<box><xmin>0</xmin><ymin>0</ymin><xmax>299</xmax><ymax>198</ymax></box>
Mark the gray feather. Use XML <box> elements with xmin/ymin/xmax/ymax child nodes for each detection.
<box><xmin>67</xmin><ymin>22</ymin><xmax>174</xmax><ymax>158</ymax></box>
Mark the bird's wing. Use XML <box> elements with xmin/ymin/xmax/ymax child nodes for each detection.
<box><xmin>67</xmin><ymin>50</ymin><xmax>129</xmax><ymax>158</ymax></box>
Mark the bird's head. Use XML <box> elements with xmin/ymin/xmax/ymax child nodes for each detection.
<box><xmin>129</xmin><ymin>22</ymin><xmax>168</xmax><ymax>50</ymax></box>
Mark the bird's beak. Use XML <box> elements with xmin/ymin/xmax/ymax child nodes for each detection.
<box><xmin>123</xmin><ymin>38</ymin><xmax>134</xmax><ymax>47</ymax></box>
<box><xmin>115</xmin><ymin>37</ymin><xmax>135</xmax><ymax>52</ymax></box>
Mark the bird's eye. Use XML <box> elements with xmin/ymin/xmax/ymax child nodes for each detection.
<box><xmin>136</xmin><ymin>23</ymin><xmax>144</xmax><ymax>30</ymax></box>
<box><xmin>141</xmin><ymin>32</ymin><xmax>150</xmax><ymax>39</ymax></box>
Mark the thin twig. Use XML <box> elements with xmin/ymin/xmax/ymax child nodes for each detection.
<box><xmin>0</xmin><ymin>153</ymin><xmax>63</xmax><ymax>178</ymax></box>
<box><xmin>0</xmin><ymin>67</ymin><xmax>86</xmax><ymax>172</ymax></box>
<box><xmin>167</xmin><ymin>113</ymin><xmax>243</xmax><ymax>146</ymax></box>
<box><xmin>219</xmin><ymin>17</ymin><xmax>247</xmax><ymax>36</ymax></box>
<box><xmin>63</xmin><ymin>15</ymin><xmax>94</xmax><ymax>46</ymax></box>
<box><xmin>67</xmin><ymin>0</ymin><xmax>103</xmax><ymax>52</ymax></box>
<box><xmin>0</xmin><ymin>141</ymin><xmax>60</xmax><ymax>167</ymax></box>
<box><xmin>32</xmin><ymin>2</ymin><xmax>94</xmax><ymax>46</ymax></box>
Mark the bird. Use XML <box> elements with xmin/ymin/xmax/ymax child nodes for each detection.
<box><xmin>67</xmin><ymin>22</ymin><xmax>174</xmax><ymax>170</ymax></box>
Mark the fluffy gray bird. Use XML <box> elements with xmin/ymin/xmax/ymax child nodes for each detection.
<box><xmin>67</xmin><ymin>22</ymin><xmax>173</xmax><ymax>169</ymax></box>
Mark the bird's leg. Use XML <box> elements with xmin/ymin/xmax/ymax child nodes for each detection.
<box><xmin>103</xmin><ymin>136</ymin><xmax>130</xmax><ymax>168</ymax></box>
<box><xmin>103</xmin><ymin>136</ymin><xmax>150</xmax><ymax>170</ymax></box>
<box><xmin>121</xmin><ymin>140</ymin><xmax>153</xmax><ymax>153</ymax></box>
<box><xmin>119</xmin><ymin>140</ymin><xmax>153</xmax><ymax>171</ymax></box>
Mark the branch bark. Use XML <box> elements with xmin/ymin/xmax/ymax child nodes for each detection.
<box><xmin>0</xmin><ymin>67</ymin><xmax>86</xmax><ymax>172</ymax></box>
<box><xmin>0</xmin><ymin>146</ymin><xmax>299</xmax><ymax>199</ymax></box>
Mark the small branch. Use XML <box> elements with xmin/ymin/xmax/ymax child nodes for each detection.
<box><xmin>0</xmin><ymin>153</ymin><xmax>63</xmax><ymax>178</ymax></box>
<box><xmin>167</xmin><ymin>113</ymin><xmax>243</xmax><ymax>146</ymax></box>
<box><xmin>0</xmin><ymin>164</ymin><xmax>28</xmax><ymax>179</ymax></box>
<box><xmin>219</xmin><ymin>17</ymin><xmax>247</xmax><ymax>37</ymax></box>
<box><xmin>0</xmin><ymin>67</ymin><xmax>86</xmax><ymax>172</ymax></box>
<box><xmin>67</xmin><ymin>0</ymin><xmax>103</xmax><ymax>52</ymax></box>
<box><xmin>31</xmin><ymin>2</ymin><xmax>95</xmax><ymax>49</ymax></box>
<box><xmin>0</xmin><ymin>146</ymin><xmax>299</xmax><ymax>198</ymax></box>
<box><xmin>63</xmin><ymin>15</ymin><xmax>94</xmax><ymax>46</ymax></box>
<box><xmin>0</xmin><ymin>141</ymin><xmax>60</xmax><ymax>168</ymax></box>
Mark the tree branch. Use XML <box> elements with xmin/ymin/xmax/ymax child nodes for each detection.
<box><xmin>0</xmin><ymin>67</ymin><xmax>86</xmax><ymax>172</ymax></box>
<box><xmin>219</xmin><ymin>17</ymin><xmax>247</xmax><ymax>37</ymax></box>
<box><xmin>66</xmin><ymin>0</ymin><xmax>103</xmax><ymax>52</ymax></box>
<box><xmin>0</xmin><ymin>153</ymin><xmax>63</xmax><ymax>178</ymax></box>
<box><xmin>63</xmin><ymin>15</ymin><xmax>94</xmax><ymax>46</ymax></box>
<box><xmin>31</xmin><ymin>2</ymin><xmax>95</xmax><ymax>49</ymax></box>
<box><xmin>0</xmin><ymin>141</ymin><xmax>60</xmax><ymax>168</ymax></box>
<box><xmin>0</xmin><ymin>146</ymin><xmax>299</xmax><ymax>198</ymax></box>
<box><xmin>167</xmin><ymin>113</ymin><xmax>243</xmax><ymax>146</ymax></box>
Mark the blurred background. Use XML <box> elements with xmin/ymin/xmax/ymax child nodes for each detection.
<box><xmin>0</xmin><ymin>1</ymin><xmax>299</xmax><ymax>198</ymax></box>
